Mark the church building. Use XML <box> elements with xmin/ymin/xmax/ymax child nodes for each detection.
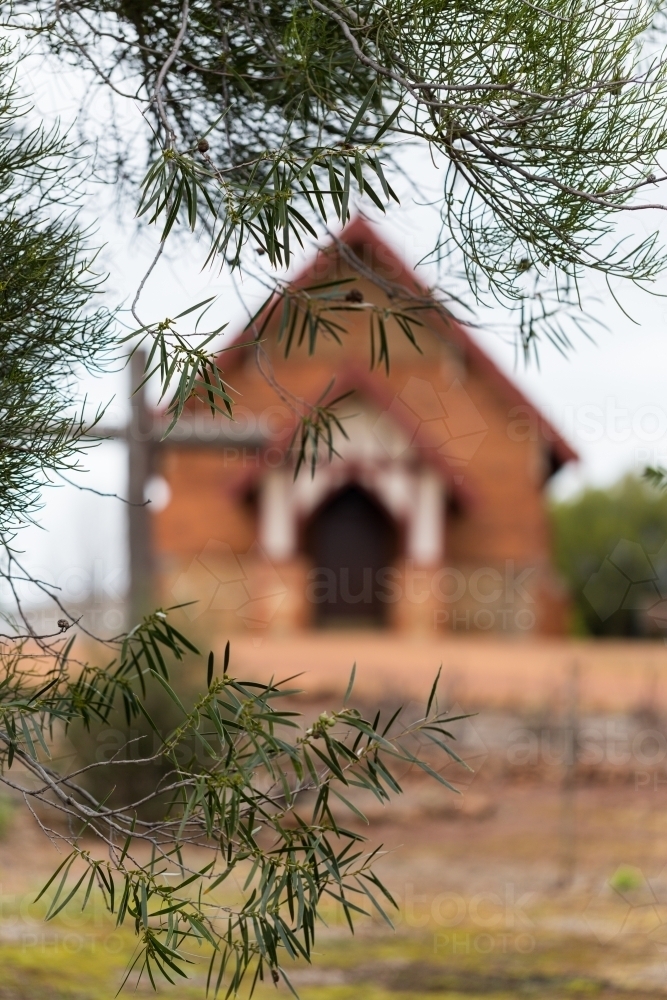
<box><xmin>150</xmin><ymin>218</ymin><xmax>576</xmax><ymax>636</ymax></box>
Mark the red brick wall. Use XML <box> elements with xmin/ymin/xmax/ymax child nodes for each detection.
<box><xmin>152</xmin><ymin>238</ymin><xmax>570</xmax><ymax>636</ymax></box>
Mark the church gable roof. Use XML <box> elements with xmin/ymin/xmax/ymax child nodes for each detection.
<box><xmin>222</xmin><ymin>216</ymin><xmax>577</xmax><ymax>476</ymax></box>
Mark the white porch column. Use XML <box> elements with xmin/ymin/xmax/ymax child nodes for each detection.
<box><xmin>258</xmin><ymin>469</ymin><xmax>296</xmax><ymax>561</ymax></box>
<box><xmin>407</xmin><ymin>468</ymin><xmax>445</xmax><ymax>565</ymax></box>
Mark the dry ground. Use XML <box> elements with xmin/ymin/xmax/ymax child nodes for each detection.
<box><xmin>4</xmin><ymin>636</ymin><xmax>667</xmax><ymax>998</ymax></box>
<box><xmin>226</xmin><ymin>632</ymin><xmax>667</xmax><ymax>714</ymax></box>
<box><xmin>2</xmin><ymin>775</ymin><xmax>667</xmax><ymax>999</ymax></box>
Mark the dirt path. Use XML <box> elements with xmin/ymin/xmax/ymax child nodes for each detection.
<box><xmin>226</xmin><ymin>633</ymin><xmax>667</xmax><ymax>713</ymax></box>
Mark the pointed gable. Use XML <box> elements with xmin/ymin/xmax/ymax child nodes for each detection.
<box><xmin>223</xmin><ymin>216</ymin><xmax>576</xmax><ymax>476</ymax></box>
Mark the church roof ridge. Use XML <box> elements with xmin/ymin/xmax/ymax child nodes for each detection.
<box><xmin>221</xmin><ymin>215</ymin><xmax>577</xmax><ymax>474</ymax></box>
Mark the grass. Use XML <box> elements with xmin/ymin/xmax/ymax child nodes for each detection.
<box><xmin>0</xmin><ymin>913</ymin><xmax>649</xmax><ymax>1000</ymax></box>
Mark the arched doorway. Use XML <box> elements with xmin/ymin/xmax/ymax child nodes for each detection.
<box><xmin>304</xmin><ymin>485</ymin><xmax>398</xmax><ymax>627</ymax></box>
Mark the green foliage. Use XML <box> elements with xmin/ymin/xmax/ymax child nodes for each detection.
<box><xmin>643</xmin><ymin>464</ymin><xmax>667</xmax><ymax>490</ymax></box>
<box><xmin>0</xmin><ymin>42</ymin><xmax>113</xmax><ymax>529</ymax></box>
<box><xmin>137</xmin><ymin>141</ymin><xmax>398</xmax><ymax>270</ymax></box>
<box><xmin>250</xmin><ymin>276</ymin><xmax>425</xmax><ymax>370</ymax></box>
<box><xmin>609</xmin><ymin>865</ymin><xmax>644</xmax><ymax>893</ymax></box>
<box><xmin>19</xmin><ymin>0</ymin><xmax>667</xmax><ymax>306</ymax></box>
<box><xmin>2</xmin><ymin>4</ymin><xmax>667</xmax><ymax>994</ymax></box>
<box><xmin>128</xmin><ymin>295</ymin><xmax>234</xmax><ymax>438</ymax></box>
<box><xmin>0</xmin><ymin>31</ymin><xmax>470</xmax><ymax>1000</ymax></box>
<box><xmin>551</xmin><ymin>475</ymin><xmax>667</xmax><ymax>636</ymax></box>
<box><xmin>9</xmin><ymin>0</ymin><xmax>667</xmax><ymax>431</ymax></box>
<box><xmin>1</xmin><ymin>618</ymin><xmax>468</xmax><ymax>994</ymax></box>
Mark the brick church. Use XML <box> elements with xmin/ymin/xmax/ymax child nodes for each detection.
<box><xmin>149</xmin><ymin>218</ymin><xmax>576</xmax><ymax>636</ymax></box>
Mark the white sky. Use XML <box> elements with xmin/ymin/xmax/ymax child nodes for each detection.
<box><xmin>12</xmin><ymin>47</ymin><xmax>667</xmax><ymax>605</ymax></box>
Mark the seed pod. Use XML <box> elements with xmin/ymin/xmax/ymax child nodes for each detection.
<box><xmin>345</xmin><ymin>288</ymin><xmax>363</xmax><ymax>303</ymax></box>
<box><xmin>197</xmin><ymin>138</ymin><xmax>210</xmax><ymax>153</ymax></box>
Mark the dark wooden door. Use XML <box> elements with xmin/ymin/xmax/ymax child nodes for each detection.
<box><xmin>305</xmin><ymin>485</ymin><xmax>397</xmax><ymax>627</ymax></box>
